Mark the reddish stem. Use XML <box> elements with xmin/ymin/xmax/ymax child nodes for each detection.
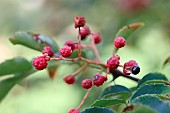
<box><xmin>76</xmin><ymin>88</ymin><xmax>92</xmax><ymax>110</ymax></box>
<box><xmin>90</xmin><ymin>35</ymin><xmax>101</xmax><ymax>62</ymax></box>
<box><xmin>72</xmin><ymin>63</ymin><xmax>88</xmax><ymax>77</ymax></box>
<box><xmin>81</xmin><ymin>44</ymin><xmax>92</xmax><ymax>48</ymax></box>
<box><xmin>112</xmin><ymin>47</ymin><xmax>117</xmax><ymax>55</ymax></box>
<box><xmin>80</xmin><ymin>57</ymin><xmax>106</xmax><ymax>67</ymax></box>
<box><xmin>78</xmin><ymin>27</ymin><xmax>82</xmax><ymax>58</ymax></box>
<box><xmin>50</xmin><ymin>56</ymin><xmax>74</xmax><ymax>62</ymax></box>
<box><xmin>50</xmin><ymin>57</ymin><xmax>140</xmax><ymax>82</ymax></box>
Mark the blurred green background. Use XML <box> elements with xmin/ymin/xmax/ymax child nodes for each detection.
<box><xmin>0</xmin><ymin>0</ymin><xmax>170</xmax><ymax>113</ymax></box>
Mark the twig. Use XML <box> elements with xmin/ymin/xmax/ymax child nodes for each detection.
<box><xmin>78</xmin><ymin>27</ymin><xmax>82</xmax><ymax>57</ymax></box>
<box><xmin>72</xmin><ymin>63</ymin><xmax>88</xmax><ymax>77</ymax></box>
<box><xmin>51</xmin><ymin>57</ymin><xmax>140</xmax><ymax>82</ymax></box>
<box><xmin>76</xmin><ymin>88</ymin><xmax>92</xmax><ymax>110</ymax></box>
<box><xmin>111</xmin><ymin>69</ymin><xmax>140</xmax><ymax>82</ymax></box>
<box><xmin>90</xmin><ymin>35</ymin><xmax>101</xmax><ymax>62</ymax></box>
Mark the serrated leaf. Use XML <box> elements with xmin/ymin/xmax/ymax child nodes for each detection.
<box><xmin>91</xmin><ymin>99</ymin><xmax>126</xmax><ymax>107</ymax></box>
<box><xmin>115</xmin><ymin>22</ymin><xmax>144</xmax><ymax>39</ymax></box>
<box><xmin>124</xmin><ymin>104</ymin><xmax>158</xmax><ymax>113</ymax></box>
<box><xmin>137</xmin><ymin>72</ymin><xmax>168</xmax><ymax>88</ymax></box>
<box><xmin>133</xmin><ymin>94</ymin><xmax>170</xmax><ymax>101</ymax></box>
<box><xmin>0</xmin><ymin>57</ymin><xmax>32</xmax><ymax>76</ymax></box>
<box><xmin>0</xmin><ymin>70</ymin><xmax>36</xmax><ymax>102</ymax></box>
<box><xmin>130</xmin><ymin>83</ymin><xmax>170</xmax><ymax>101</ymax></box>
<box><xmin>9</xmin><ymin>32</ymin><xmax>59</xmax><ymax>52</ymax></box>
<box><xmin>69</xmin><ymin>50</ymin><xmax>86</xmax><ymax>58</ymax></box>
<box><xmin>131</xmin><ymin>95</ymin><xmax>170</xmax><ymax>113</ymax></box>
<box><xmin>139</xmin><ymin>80</ymin><xmax>170</xmax><ymax>88</ymax></box>
<box><xmin>101</xmin><ymin>85</ymin><xmax>132</xmax><ymax>100</ymax></box>
<box><xmin>81</xmin><ymin>107</ymin><xmax>115</xmax><ymax>113</ymax></box>
<box><xmin>156</xmin><ymin>94</ymin><xmax>170</xmax><ymax>101</ymax></box>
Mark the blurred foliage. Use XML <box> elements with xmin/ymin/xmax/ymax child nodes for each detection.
<box><xmin>0</xmin><ymin>0</ymin><xmax>170</xmax><ymax>113</ymax></box>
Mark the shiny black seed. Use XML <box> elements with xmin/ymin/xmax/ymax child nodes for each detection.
<box><xmin>132</xmin><ymin>66</ymin><xmax>140</xmax><ymax>75</ymax></box>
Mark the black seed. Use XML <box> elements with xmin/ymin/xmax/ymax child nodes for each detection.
<box><xmin>81</xmin><ymin>36</ymin><xmax>87</xmax><ymax>40</ymax></box>
<box><xmin>132</xmin><ymin>66</ymin><xmax>140</xmax><ymax>75</ymax></box>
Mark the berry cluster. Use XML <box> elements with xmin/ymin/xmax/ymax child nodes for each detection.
<box><xmin>32</xmin><ymin>46</ymin><xmax>54</xmax><ymax>70</ymax></box>
<box><xmin>106</xmin><ymin>37</ymin><xmax>140</xmax><ymax>75</ymax></box>
<box><xmin>32</xmin><ymin>16</ymin><xmax>140</xmax><ymax>113</ymax></box>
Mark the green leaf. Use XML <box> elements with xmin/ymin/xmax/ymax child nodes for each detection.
<box><xmin>91</xmin><ymin>99</ymin><xmax>126</xmax><ymax>107</ymax></box>
<box><xmin>81</xmin><ymin>107</ymin><xmax>115</xmax><ymax>113</ymax></box>
<box><xmin>131</xmin><ymin>95</ymin><xmax>170</xmax><ymax>113</ymax></box>
<box><xmin>124</xmin><ymin>104</ymin><xmax>158</xmax><ymax>113</ymax></box>
<box><xmin>156</xmin><ymin>94</ymin><xmax>170</xmax><ymax>101</ymax></box>
<box><xmin>69</xmin><ymin>50</ymin><xmax>86</xmax><ymax>58</ymax></box>
<box><xmin>137</xmin><ymin>72</ymin><xmax>168</xmax><ymax>88</ymax></box>
<box><xmin>115</xmin><ymin>22</ymin><xmax>144</xmax><ymax>39</ymax></box>
<box><xmin>0</xmin><ymin>57</ymin><xmax>32</xmax><ymax>76</ymax></box>
<box><xmin>139</xmin><ymin>80</ymin><xmax>170</xmax><ymax>88</ymax></box>
<box><xmin>132</xmin><ymin>94</ymin><xmax>170</xmax><ymax>101</ymax></box>
<box><xmin>9</xmin><ymin>32</ymin><xmax>59</xmax><ymax>53</ymax></box>
<box><xmin>130</xmin><ymin>87</ymin><xmax>137</xmax><ymax>92</ymax></box>
<box><xmin>101</xmin><ymin>85</ymin><xmax>132</xmax><ymax>100</ymax></box>
<box><xmin>130</xmin><ymin>83</ymin><xmax>170</xmax><ymax>101</ymax></box>
<box><xmin>0</xmin><ymin>70</ymin><xmax>36</xmax><ymax>102</ymax></box>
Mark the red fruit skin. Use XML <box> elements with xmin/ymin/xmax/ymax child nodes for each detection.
<box><xmin>68</xmin><ymin>108</ymin><xmax>80</xmax><ymax>113</ymax></box>
<box><xmin>74</xmin><ymin>16</ymin><xmax>86</xmax><ymax>28</ymax></box>
<box><xmin>80</xmin><ymin>26</ymin><xmax>91</xmax><ymax>40</ymax></box>
<box><xmin>60</xmin><ymin>46</ymin><xmax>72</xmax><ymax>57</ymax></box>
<box><xmin>73</xmin><ymin>43</ymin><xmax>79</xmax><ymax>50</ymax></box>
<box><xmin>63</xmin><ymin>75</ymin><xmax>76</xmax><ymax>84</ymax></box>
<box><xmin>42</xmin><ymin>46</ymin><xmax>54</xmax><ymax>57</ymax></box>
<box><xmin>32</xmin><ymin>56</ymin><xmax>48</xmax><ymax>70</ymax></box>
<box><xmin>93</xmin><ymin>74</ymin><xmax>105</xmax><ymax>87</ymax></box>
<box><xmin>81</xmin><ymin>79</ymin><xmax>93</xmax><ymax>89</ymax></box>
<box><xmin>64</xmin><ymin>40</ymin><xmax>75</xmax><ymax>50</ymax></box>
<box><xmin>123</xmin><ymin>60</ymin><xmax>138</xmax><ymax>75</ymax></box>
<box><xmin>107</xmin><ymin>55</ymin><xmax>120</xmax><ymax>71</ymax></box>
<box><xmin>114</xmin><ymin>37</ymin><xmax>126</xmax><ymax>48</ymax></box>
<box><xmin>91</xmin><ymin>33</ymin><xmax>102</xmax><ymax>44</ymax></box>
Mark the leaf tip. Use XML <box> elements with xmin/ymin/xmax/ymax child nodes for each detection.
<box><xmin>163</xmin><ymin>56</ymin><xmax>170</xmax><ymax>68</ymax></box>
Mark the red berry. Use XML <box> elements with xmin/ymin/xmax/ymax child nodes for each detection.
<box><xmin>32</xmin><ymin>56</ymin><xmax>48</xmax><ymax>70</ymax></box>
<box><xmin>81</xmin><ymin>79</ymin><xmax>93</xmax><ymax>89</ymax></box>
<box><xmin>60</xmin><ymin>46</ymin><xmax>72</xmax><ymax>57</ymax></box>
<box><xmin>74</xmin><ymin>16</ymin><xmax>86</xmax><ymax>28</ymax></box>
<box><xmin>64</xmin><ymin>41</ymin><xmax>83</xmax><ymax>51</ymax></box>
<box><xmin>103</xmin><ymin>76</ymin><xmax>108</xmax><ymax>81</ymax></box>
<box><xmin>114</xmin><ymin>37</ymin><xmax>126</xmax><ymax>48</ymax></box>
<box><xmin>73</xmin><ymin>43</ymin><xmax>79</xmax><ymax>50</ymax></box>
<box><xmin>64</xmin><ymin>40</ymin><xmax>75</xmax><ymax>50</ymax></box>
<box><xmin>68</xmin><ymin>108</ymin><xmax>80</xmax><ymax>113</ymax></box>
<box><xmin>93</xmin><ymin>74</ymin><xmax>105</xmax><ymax>87</ymax></box>
<box><xmin>107</xmin><ymin>55</ymin><xmax>120</xmax><ymax>71</ymax></box>
<box><xmin>42</xmin><ymin>46</ymin><xmax>54</xmax><ymax>57</ymax></box>
<box><xmin>91</xmin><ymin>33</ymin><xmax>102</xmax><ymax>44</ymax></box>
<box><xmin>70</xmin><ymin>43</ymin><xmax>82</xmax><ymax>50</ymax></box>
<box><xmin>63</xmin><ymin>75</ymin><xmax>76</xmax><ymax>84</ymax></box>
<box><xmin>44</xmin><ymin>55</ymin><xmax>50</xmax><ymax>61</ymax></box>
<box><xmin>80</xmin><ymin>26</ymin><xmax>91</xmax><ymax>40</ymax></box>
<box><xmin>123</xmin><ymin>60</ymin><xmax>138</xmax><ymax>75</ymax></box>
